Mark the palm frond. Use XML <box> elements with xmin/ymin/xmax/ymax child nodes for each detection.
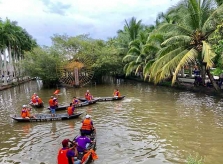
<box><xmin>161</xmin><ymin>35</ymin><xmax>191</xmax><ymax>46</ymax></box>
<box><xmin>202</xmin><ymin>4</ymin><xmax>223</xmax><ymax>33</ymax></box>
<box><xmin>150</xmin><ymin>47</ymin><xmax>185</xmax><ymax>79</ymax></box>
<box><xmin>202</xmin><ymin>41</ymin><xmax>215</xmax><ymax>68</ymax></box>
<box><xmin>136</xmin><ymin>54</ymin><xmax>143</xmax><ymax>63</ymax></box>
<box><xmin>172</xmin><ymin>48</ymin><xmax>198</xmax><ymax>84</ymax></box>
<box><xmin>125</xmin><ymin>61</ymin><xmax>137</xmax><ymax>76</ymax></box>
<box><xmin>157</xmin><ymin>23</ymin><xmax>192</xmax><ymax>36</ymax></box>
<box><xmin>143</xmin><ymin>59</ymin><xmax>156</xmax><ymax>79</ymax></box>
<box><xmin>127</xmin><ymin>47</ymin><xmax>140</xmax><ymax>55</ymax></box>
<box><xmin>122</xmin><ymin>54</ymin><xmax>137</xmax><ymax>62</ymax></box>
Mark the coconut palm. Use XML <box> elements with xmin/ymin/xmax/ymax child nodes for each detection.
<box><xmin>147</xmin><ymin>0</ymin><xmax>223</xmax><ymax>91</ymax></box>
<box><xmin>116</xmin><ymin>17</ymin><xmax>144</xmax><ymax>56</ymax></box>
<box><xmin>123</xmin><ymin>25</ymin><xmax>155</xmax><ymax>77</ymax></box>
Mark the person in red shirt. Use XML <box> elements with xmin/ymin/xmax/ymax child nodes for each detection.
<box><xmin>57</xmin><ymin>139</ymin><xmax>80</xmax><ymax>164</ymax></box>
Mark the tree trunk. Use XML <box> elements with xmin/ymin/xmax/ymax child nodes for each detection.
<box><xmin>189</xmin><ymin>65</ymin><xmax>193</xmax><ymax>78</ymax></box>
<box><xmin>201</xmin><ymin>63</ymin><xmax>206</xmax><ymax>86</ymax></box>
<box><xmin>206</xmin><ymin>68</ymin><xmax>221</xmax><ymax>92</ymax></box>
<box><xmin>181</xmin><ymin>68</ymin><xmax>184</xmax><ymax>77</ymax></box>
<box><xmin>7</xmin><ymin>45</ymin><xmax>14</xmax><ymax>82</ymax></box>
<box><xmin>3</xmin><ymin>49</ymin><xmax>8</xmax><ymax>85</ymax></box>
<box><xmin>0</xmin><ymin>50</ymin><xmax>2</xmax><ymax>77</ymax></box>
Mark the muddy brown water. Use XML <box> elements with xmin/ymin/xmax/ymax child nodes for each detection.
<box><xmin>0</xmin><ymin>79</ymin><xmax>223</xmax><ymax>164</ymax></box>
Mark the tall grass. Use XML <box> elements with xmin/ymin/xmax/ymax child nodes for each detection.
<box><xmin>187</xmin><ymin>154</ymin><xmax>204</xmax><ymax>164</ymax></box>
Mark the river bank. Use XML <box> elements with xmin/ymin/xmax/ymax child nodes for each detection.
<box><xmin>0</xmin><ymin>78</ymin><xmax>33</xmax><ymax>91</ymax></box>
<box><xmin>126</xmin><ymin>76</ymin><xmax>223</xmax><ymax>97</ymax></box>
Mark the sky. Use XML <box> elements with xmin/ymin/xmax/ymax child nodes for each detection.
<box><xmin>0</xmin><ymin>0</ymin><xmax>180</xmax><ymax>46</ymax></box>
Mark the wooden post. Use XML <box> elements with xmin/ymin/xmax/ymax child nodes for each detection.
<box><xmin>74</xmin><ymin>68</ymin><xmax>79</xmax><ymax>86</ymax></box>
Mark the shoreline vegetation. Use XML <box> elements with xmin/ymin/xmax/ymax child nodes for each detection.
<box><xmin>127</xmin><ymin>76</ymin><xmax>223</xmax><ymax>97</ymax></box>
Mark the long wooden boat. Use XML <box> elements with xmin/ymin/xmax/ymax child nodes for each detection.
<box><xmin>73</xmin><ymin>130</ymin><xmax>97</xmax><ymax>164</ymax></box>
<box><xmin>79</xmin><ymin>95</ymin><xmax>125</xmax><ymax>102</ymax></box>
<box><xmin>29</xmin><ymin>102</ymin><xmax>44</xmax><ymax>108</ymax></box>
<box><xmin>47</xmin><ymin>99</ymin><xmax>97</xmax><ymax>111</ymax></box>
<box><xmin>11</xmin><ymin>112</ymin><xmax>83</xmax><ymax>122</ymax></box>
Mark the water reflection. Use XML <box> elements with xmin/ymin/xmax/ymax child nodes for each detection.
<box><xmin>1</xmin><ymin>80</ymin><xmax>223</xmax><ymax>164</ymax></box>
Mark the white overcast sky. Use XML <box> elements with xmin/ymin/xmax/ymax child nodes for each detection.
<box><xmin>0</xmin><ymin>0</ymin><xmax>180</xmax><ymax>46</ymax></box>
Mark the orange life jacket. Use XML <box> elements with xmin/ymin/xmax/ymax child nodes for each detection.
<box><xmin>81</xmin><ymin>149</ymin><xmax>98</xmax><ymax>163</ymax></box>
<box><xmin>57</xmin><ymin>148</ymin><xmax>69</xmax><ymax>164</ymax></box>
<box><xmin>113</xmin><ymin>91</ymin><xmax>120</xmax><ymax>97</ymax></box>
<box><xmin>67</xmin><ymin>106</ymin><xmax>73</xmax><ymax>116</ymax></box>
<box><xmin>49</xmin><ymin>98</ymin><xmax>55</xmax><ymax>106</ymax></box>
<box><xmin>21</xmin><ymin>109</ymin><xmax>29</xmax><ymax>118</ymax></box>
<box><xmin>32</xmin><ymin>97</ymin><xmax>37</xmax><ymax>103</ymax></box>
<box><xmin>81</xmin><ymin>119</ymin><xmax>93</xmax><ymax>131</ymax></box>
<box><xmin>37</xmin><ymin>98</ymin><xmax>42</xmax><ymax>104</ymax></box>
<box><xmin>85</xmin><ymin>93</ymin><xmax>90</xmax><ymax>99</ymax></box>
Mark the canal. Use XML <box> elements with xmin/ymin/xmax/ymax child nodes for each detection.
<box><xmin>0</xmin><ymin>79</ymin><xmax>223</xmax><ymax>164</ymax></box>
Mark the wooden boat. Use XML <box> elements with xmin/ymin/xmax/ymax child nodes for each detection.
<box><xmin>47</xmin><ymin>99</ymin><xmax>97</xmax><ymax>111</ymax></box>
<box><xmin>73</xmin><ymin>130</ymin><xmax>97</xmax><ymax>164</ymax></box>
<box><xmin>29</xmin><ymin>102</ymin><xmax>44</xmax><ymax>108</ymax></box>
<box><xmin>79</xmin><ymin>95</ymin><xmax>125</xmax><ymax>102</ymax></box>
<box><xmin>11</xmin><ymin>112</ymin><xmax>83</xmax><ymax>122</ymax></box>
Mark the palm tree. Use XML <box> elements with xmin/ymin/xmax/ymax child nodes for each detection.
<box><xmin>116</xmin><ymin>17</ymin><xmax>144</xmax><ymax>56</ymax></box>
<box><xmin>0</xmin><ymin>18</ymin><xmax>37</xmax><ymax>84</ymax></box>
<box><xmin>147</xmin><ymin>0</ymin><xmax>223</xmax><ymax>91</ymax></box>
<box><xmin>123</xmin><ymin>25</ymin><xmax>155</xmax><ymax>77</ymax></box>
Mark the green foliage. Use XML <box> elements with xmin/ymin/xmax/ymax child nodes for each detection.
<box><xmin>23</xmin><ymin>47</ymin><xmax>63</xmax><ymax>87</ymax></box>
<box><xmin>51</xmin><ymin>34</ymin><xmax>124</xmax><ymax>81</ymax></box>
<box><xmin>187</xmin><ymin>154</ymin><xmax>204</xmax><ymax>164</ymax></box>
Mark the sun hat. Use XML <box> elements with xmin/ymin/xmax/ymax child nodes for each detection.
<box><xmin>85</xmin><ymin>114</ymin><xmax>91</xmax><ymax>118</ymax></box>
<box><xmin>22</xmin><ymin>105</ymin><xmax>26</xmax><ymax>108</ymax></box>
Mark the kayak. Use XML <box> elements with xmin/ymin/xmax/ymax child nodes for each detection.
<box><xmin>79</xmin><ymin>95</ymin><xmax>125</xmax><ymax>102</ymax></box>
<box><xmin>47</xmin><ymin>99</ymin><xmax>97</xmax><ymax>111</ymax></box>
<box><xmin>11</xmin><ymin>112</ymin><xmax>83</xmax><ymax>122</ymax></box>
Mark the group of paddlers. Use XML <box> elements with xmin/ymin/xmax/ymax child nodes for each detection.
<box><xmin>20</xmin><ymin>105</ymin><xmax>36</xmax><ymax>119</ymax></box>
<box><xmin>57</xmin><ymin>114</ymin><xmax>98</xmax><ymax>164</ymax></box>
<box><xmin>29</xmin><ymin>93</ymin><xmax>43</xmax><ymax>106</ymax></box>
<box><xmin>21</xmin><ymin>88</ymin><xmax>121</xmax><ymax>119</ymax></box>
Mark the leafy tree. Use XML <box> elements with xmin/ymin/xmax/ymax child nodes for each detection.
<box><xmin>23</xmin><ymin>47</ymin><xmax>63</xmax><ymax>87</ymax></box>
<box><xmin>147</xmin><ymin>0</ymin><xmax>223</xmax><ymax>91</ymax></box>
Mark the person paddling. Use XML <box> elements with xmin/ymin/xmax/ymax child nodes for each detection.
<box><xmin>113</xmin><ymin>89</ymin><xmax>121</xmax><ymax>97</ymax></box>
<box><xmin>57</xmin><ymin>139</ymin><xmax>81</xmax><ymax>164</ymax></box>
<box><xmin>80</xmin><ymin>114</ymin><xmax>95</xmax><ymax>135</ymax></box>
<box><xmin>85</xmin><ymin>90</ymin><xmax>93</xmax><ymax>101</ymax></box>
<box><xmin>67</xmin><ymin>103</ymin><xmax>75</xmax><ymax>116</ymax></box>
<box><xmin>21</xmin><ymin>105</ymin><xmax>35</xmax><ymax>119</ymax></box>
<box><xmin>49</xmin><ymin>96</ymin><xmax>57</xmax><ymax>117</ymax></box>
<box><xmin>72</xmin><ymin>97</ymin><xmax>80</xmax><ymax>106</ymax></box>
<box><xmin>75</xmin><ymin>130</ymin><xmax>93</xmax><ymax>153</ymax></box>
